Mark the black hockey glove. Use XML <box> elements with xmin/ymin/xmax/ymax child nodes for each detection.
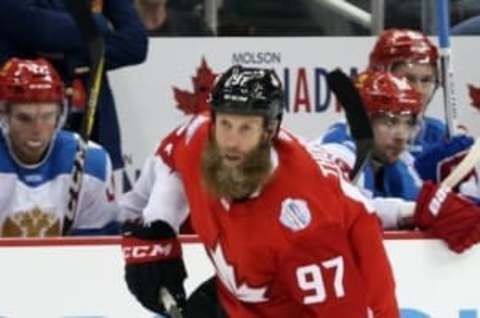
<box><xmin>183</xmin><ymin>277</ymin><xmax>228</xmax><ymax>318</ymax></box>
<box><xmin>121</xmin><ymin>220</ymin><xmax>187</xmax><ymax>314</ymax></box>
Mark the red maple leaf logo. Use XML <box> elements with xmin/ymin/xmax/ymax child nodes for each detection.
<box><xmin>468</xmin><ymin>83</ymin><xmax>480</xmax><ymax>111</ymax></box>
<box><xmin>173</xmin><ymin>58</ymin><xmax>218</xmax><ymax>115</ymax></box>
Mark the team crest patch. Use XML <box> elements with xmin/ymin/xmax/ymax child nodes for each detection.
<box><xmin>2</xmin><ymin>207</ymin><xmax>60</xmax><ymax>237</ymax></box>
<box><xmin>279</xmin><ymin>198</ymin><xmax>311</xmax><ymax>232</ymax></box>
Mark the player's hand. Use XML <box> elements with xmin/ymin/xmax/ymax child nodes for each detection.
<box><xmin>121</xmin><ymin>220</ymin><xmax>187</xmax><ymax>314</ymax></box>
<box><xmin>414</xmin><ymin>135</ymin><xmax>474</xmax><ymax>185</ymax></box>
<box><xmin>414</xmin><ymin>181</ymin><xmax>480</xmax><ymax>253</ymax></box>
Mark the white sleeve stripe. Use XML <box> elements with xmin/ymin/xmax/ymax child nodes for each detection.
<box><xmin>339</xmin><ymin>178</ymin><xmax>375</xmax><ymax>213</ymax></box>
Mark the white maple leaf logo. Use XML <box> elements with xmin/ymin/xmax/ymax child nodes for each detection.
<box><xmin>210</xmin><ymin>243</ymin><xmax>268</xmax><ymax>303</ymax></box>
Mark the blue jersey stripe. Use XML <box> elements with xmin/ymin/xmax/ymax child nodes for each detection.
<box><xmin>0</xmin><ymin>131</ymin><xmax>108</xmax><ymax>187</ymax></box>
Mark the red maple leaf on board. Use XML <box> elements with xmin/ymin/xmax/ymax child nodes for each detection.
<box><xmin>173</xmin><ymin>58</ymin><xmax>218</xmax><ymax>115</ymax></box>
<box><xmin>468</xmin><ymin>84</ymin><xmax>480</xmax><ymax>112</ymax></box>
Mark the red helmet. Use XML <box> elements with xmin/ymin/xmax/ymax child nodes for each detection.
<box><xmin>0</xmin><ymin>58</ymin><xmax>64</xmax><ymax>104</ymax></box>
<box><xmin>369</xmin><ymin>29</ymin><xmax>438</xmax><ymax>71</ymax></box>
<box><xmin>357</xmin><ymin>71</ymin><xmax>422</xmax><ymax>116</ymax></box>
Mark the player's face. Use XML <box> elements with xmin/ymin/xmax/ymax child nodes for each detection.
<box><xmin>371</xmin><ymin>113</ymin><xmax>417</xmax><ymax>164</ymax></box>
<box><xmin>6</xmin><ymin>102</ymin><xmax>60</xmax><ymax>164</ymax></box>
<box><xmin>391</xmin><ymin>62</ymin><xmax>437</xmax><ymax>112</ymax></box>
<box><xmin>202</xmin><ymin>112</ymin><xmax>272</xmax><ymax>200</ymax></box>
<box><xmin>213</xmin><ymin>113</ymin><xmax>267</xmax><ymax>168</ymax></box>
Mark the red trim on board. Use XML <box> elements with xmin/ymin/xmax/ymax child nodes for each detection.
<box><xmin>0</xmin><ymin>235</ymin><xmax>201</xmax><ymax>247</ymax></box>
<box><xmin>0</xmin><ymin>232</ymin><xmax>432</xmax><ymax>247</ymax></box>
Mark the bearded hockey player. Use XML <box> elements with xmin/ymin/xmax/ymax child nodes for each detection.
<box><xmin>0</xmin><ymin>58</ymin><xmax>118</xmax><ymax>236</ymax></box>
<box><xmin>120</xmin><ymin>64</ymin><xmax>400</xmax><ymax>317</ymax></box>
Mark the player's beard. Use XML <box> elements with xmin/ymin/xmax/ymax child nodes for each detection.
<box><xmin>201</xmin><ymin>138</ymin><xmax>273</xmax><ymax>201</ymax></box>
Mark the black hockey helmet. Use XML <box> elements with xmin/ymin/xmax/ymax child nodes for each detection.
<box><xmin>210</xmin><ymin>65</ymin><xmax>284</xmax><ymax>134</ymax></box>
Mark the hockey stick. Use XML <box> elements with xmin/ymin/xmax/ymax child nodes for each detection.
<box><xmin>326</xmin><ymin>69</ymin><xmax>374</xmax><ymax>183</ymax></box>
<box><xmin>160</xmin><ymin>287</ymin><xmax>184</xmax><ymax>318</ymax></box>
<box><xmin>441</xmin><ymin>137</ymin><xmax>480</xmax><ymax>189</ymax></box>
<box><xmin>436</xmin><ymin>0</ymin><xmax>459</xmax><ymax>138</ymax></box>
<box><xmin>62</xmin><ymin>0</ymin><xmax>106</xmax><ymax>235</ymax></box>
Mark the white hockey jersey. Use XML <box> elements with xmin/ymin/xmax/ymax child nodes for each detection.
<box><xmin>0</xmin><ymin>130</ymin><xmax>118</xmax><ymax>236</ymax></box>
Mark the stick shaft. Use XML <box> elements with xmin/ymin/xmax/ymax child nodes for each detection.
<box><xmin>441</xmin><ymin>138</ymin><xmax>480</xmax><ymax>189</ymax></box>
<box><xmin>63</xmin><ymin>0</ymin><xmax>105</xmax><ymax>234</ymax></box>
<box><xmin>160</xmin><ymin>287</ymin><xmax>183</xmax><ymax>318</ymax></box>
<box><xmin>326</xmin><ymin>69</ymin><xmax>373</xmax><ymax>183</ymax></box>
<box><xmin>436</xmin><ymin>0</ymin><xmax>458</xmax><ymax>137</ymax></box>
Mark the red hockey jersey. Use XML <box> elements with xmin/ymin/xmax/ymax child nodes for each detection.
<box><xmin>153</xmin><ymin>115</ymin><xmax>399</xmax><ymax>318</ymax></box>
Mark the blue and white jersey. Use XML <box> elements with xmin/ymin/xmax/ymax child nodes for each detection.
<box><xmin>409</xmin><ymin>116</ymin><xmax>447</xmax><ymax>159</ymax></box>
<box><xmin>0</xmin><ymin>130</ymin><xmax>119</xmax><ymax>236</ymax></box>
<box><xmin>310</xmin><ymin>120</ymin><xmax>422</xmax><ymax>229</ymax></box>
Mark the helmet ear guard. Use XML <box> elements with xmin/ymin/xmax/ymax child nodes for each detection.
<box><xmin>209</xmin><ymin>65</ymin><xmax>284</xmax><ymax>137</ymax></box>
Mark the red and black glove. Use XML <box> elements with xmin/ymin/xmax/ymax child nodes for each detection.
<box><xmin>414</xmin><ymin>181</ymin><xmax>480</xmax><ymax>253</ymax></box>
<box><xmin>121</xmin><ymin>220</ymin><xmax>187</xmax><ymax>314</ymax></box>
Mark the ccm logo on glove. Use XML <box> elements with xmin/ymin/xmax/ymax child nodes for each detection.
<box><xmin>428</xmin><ymin>186</ymin><xmax>449</xmax><ymax>217</ymax></box>
<box><xmin>122</xmin><ymin>237</ymin><xmax>181</xmax><ymax>264</ymax></box>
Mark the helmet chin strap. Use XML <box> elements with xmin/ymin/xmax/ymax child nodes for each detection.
<box><xmin>0</xmin><ymin>104</ymin><xmax>7</xmax><ymax>137</ymax></box>
<box><xmin>2</xmin><ymin>130</ymin><xmax>57</xmax><ymax>169</ymax></box>
<box><xmin>371</xmin><ymin>153</ymin><xmax>386</xmax><ymax>170</ymax></box>
<box><xmin>57</xmin><ymin>98</ymin><xmax>69</xmax><ymax>129</ymax></box>
<box><xmin>265</xmin><ymin>118</ymin><xmax>281</xmax><ymax>140</ymax></box>
<box><xmin>424</xmin><ymin>86</ymin><xmax>438</xmax><ymax>111</ymax></box>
